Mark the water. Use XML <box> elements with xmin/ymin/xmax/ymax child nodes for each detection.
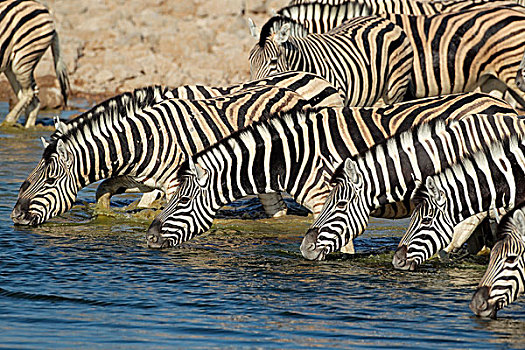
<box><xmin>1</xmin><ymin>102</ymin><xmax>524</xmax><ymax>349</ymax></box>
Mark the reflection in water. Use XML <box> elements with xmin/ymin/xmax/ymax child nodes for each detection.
<box><xmin>0</xmin><ymin>103</ymin><xmax>524</xmax><ymax>348</ymax></box>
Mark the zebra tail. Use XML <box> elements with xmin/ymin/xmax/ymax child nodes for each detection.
<box><xmin>51</xmin><ymin>31</ymin><xmax>70</xmax><ymax>107</ymax></box>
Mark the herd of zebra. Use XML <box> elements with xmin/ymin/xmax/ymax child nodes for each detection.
<box><xmin>4</xmin><ymin>0</ymin><xmax>525</xmax><ymax>319</ymax></box>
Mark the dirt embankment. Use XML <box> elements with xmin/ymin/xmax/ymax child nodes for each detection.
<box><xmin>0</xmin><ymin>0</ymin><xmax>288</xmax><ymax>111</ymax></box>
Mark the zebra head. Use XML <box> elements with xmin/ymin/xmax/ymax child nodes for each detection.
<box><xmin>146</xmin><ymin>157</ymin><xmax>216</xmax><ymax>249</ymax></box>
<box><xmin>470</xmin><ymin>207</ymin><xmax>525</xmax><ymax>319</ymax></box>
<box><xmin>393</xmin><ymin>176</ymin><xmax>453</xmax><ymax>271</ymax></box>
<box><xmin>301</xmin><ymin>159</ymin><xmax>369</xmax><ymax>260</ymax></box>
<box><xmin>11</xmin><ymin>138</ymin><xmax>78</xmax><ymax>225</ymax></box>
<box><xmin>248</xmin><ymin>18</ymin><xmax>293</xmax><ymax>80</ymax></box>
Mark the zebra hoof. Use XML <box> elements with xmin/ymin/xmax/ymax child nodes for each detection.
<box><xmin>392</xmin><ymin>245</ymin><xmax>416</xmax><ymax>271</ymax></box>
<box><xmin>300</xmin><ymin>228</ymin><xmax>328</xmax><ymax>261</ymax></box>
<box><xmin>470</xmin><ymin>286</ymin><xmax>498</xmax><ymax>319</ymax></box>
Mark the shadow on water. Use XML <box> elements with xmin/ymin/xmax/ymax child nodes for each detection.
<box><xmin>0</xmin><ymin>102</ymin><xmax>524</xmax><ymax>348</ymax></box>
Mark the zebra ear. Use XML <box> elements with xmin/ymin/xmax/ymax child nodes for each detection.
<box><xmin>187</xmin><ymin>157</ymin><xmax>208</xmax><ymax>186</ymax></box>
<box><xmin>56</xmin><ymin>139</ymin><xmax>71</xmax><ymax>165</ymax></box>
<box><xmin>425</xmin><ymin>177</ymin><xmax>444</xmax><ymax>203</ymax></box>
<box><xmin>194</xmin><ymin>163</ymin><xmax>208</xmax><ymax>187</ymax></box>
<box><xmin>343</xmin><ymin>159</ymin><xmax>360</xmax><ymax>184</ymax></box>
<box><xmin>54</xmin><ymin>116</ymin><xmax>66</xmax><ymax>134</ymax></box>
<box><xmin>275</xmin><ymin>23</ymin><xmax>291</xmax><ymax>44</ymax></box>
<box><xmin>248</xmin><ymin>18</ymin><xmax>259</xmax><ymax>39</ymax></box>
<box><xmin>512</xmin><ymin>209</ymin><xmax>525</xmax><ymax>235</ymax></box>
<box><xmin>40</xmin><ymin>137</ymin><xmax>49</xmax><ymax>149</ymax></box>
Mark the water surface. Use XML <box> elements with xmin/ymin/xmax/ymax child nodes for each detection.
<box><xmin>1</xmin><ymin>103</ymin><xmax>524</xmax><ymax>349</ymax></box>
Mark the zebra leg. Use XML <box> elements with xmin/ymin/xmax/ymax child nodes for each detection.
<box><xmin>96</xmin><ymin>176</ymin><xmax>157</xmax><ymax>209</ymax></box>
<box><xmin>258</xmin><ymin>193</ymin><xmax>287</xmax><ymax>217</ymax></box>
<box><xmin>3</xmin><ymin>68</ymin><xmax>32</xmax><ymax>125</ymax></box>
<box><xmin>340</xmin><ymin>239</ymin><xmax>355</xmax><ymax>254</ymax></box>
<box><xmin>24</xmin><ymin>82</ymin><xmax>40</xmax><ymax>128</ymax></box>
<box><xmin>137</xmin><ymin>190</ymin><xmax>165</xmax><ymax>208</ymax></box>
<box><xmin>441</xmin><ymin>212</ymin><xmax>488</xmax><ymax>257</ymax></box>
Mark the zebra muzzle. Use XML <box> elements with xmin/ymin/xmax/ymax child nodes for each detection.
<box><xmin>146</xmin><ymin>218</ymin><xmax>172</xmax><ymax>249</ymax></box>
<box><xmin>300</xmin><ymin>228</ymin><xmax>328</xmax><ymax>261</ymax></box>
<box><xmin>470</xmin><ymin>286</ymin><xmax>497</xmax><ymax>319</ymax></box>
<box><xmin>392</xmin><ymin>245</ymin><xmax>416</xmax><ymax>271</ymax></box>
<box><xmin>11</xmin><ymin>198</ymin><xmax>35</xmax><ymax>225</ymax></box>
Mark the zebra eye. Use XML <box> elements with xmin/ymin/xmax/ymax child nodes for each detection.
<box><xmin>421</xmin><ymin>217</ymin><xmax>432</xmax><ymax>226</ymax></box>
<box><xmin>336</xmin><ymin>200</ymin><xmax>348</xmax><ymax>209</ymax></box>
<box><xmin>45</xmin><ymin>177</ymin><xmax>57</xmax><ymax>185</ymax></box>
<box><xmin>506</xmin><ymin>255</ymin><xmax>517</xmax><ymax>264</ymax></box>
<box><xmin>179</xmin><ymin>196</ymin><xmax>191</xmax><ymax>205</ymax></box>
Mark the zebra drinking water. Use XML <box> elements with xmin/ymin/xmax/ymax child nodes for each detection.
<box><xmin>11</xmin><ymin>74</ymin><xmax>343</xmax><ymax>226</ymax></box>
<box><xmin>393</xmin><ymin>133</ymin><xmax>525</xmax><ymax>271</ymax></box>
<box><xmin>0</xmin><ymin>0</ymin><xmax>69</xmax><ymax>128</ymax></box>
<box><xmin>91</xmin><ymin>71</ymin><xmax>344</xmax><ymax>215</ymax></box>
<box><xmin>470</xmin><ymin>203</ymin><xmax>525</xmax><ymax>319</ymax></box>
<box><xmin>249</xmin><ymin>15</ymin><xmax>413</xmax><ymax>106</ymax></box>
<box><xmin>300</xmin><ymin>113</ymin><xmax>523</xmax><ymax>260</ymax></box>
<box><xmin>144</xmin><ymin>93</ymin><xmax>515</xmax><ymax>249</ymax></box>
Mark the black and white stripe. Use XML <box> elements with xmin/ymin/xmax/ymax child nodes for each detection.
<box><xmin>470</xmin><ymin>203</ymin><xmax>525</xmax><ymax>319</ymax></box>
<box><xmin>249</xmin><ymin>15</ymin><xmax>413</xmax><ymax>106</ymax></box>
<box><xmin>396</xmin><ymin>133</ymin><xmax>525</xmax><ymax>270</ymax></box>
<box><xmin>11</xmin><ymin>72</ymin><xmax>342</xmax><ymax>225</ymax></box>
<box><xmin>1</xmin><ymin>0</ymin><xmax>69</xmax><ymax>127</ymax></box>
<box><xmin>276</xmin><ymin>4</ymin><xmax>525</xmax><ymax>109</ymax></box>
<box><xmin>282</xmin><ymin>0</ymin><xmax>525</xmax><ymax>26</ymax></box>
<box><xmin>144</xmin><ymin>92</ymin><xmax>516</xmax><ymax>249</ymax></box>
<box><xmin>300</xmin><ymin>113</ymin><xmax>523</xmax><ymax>261</ymax></box>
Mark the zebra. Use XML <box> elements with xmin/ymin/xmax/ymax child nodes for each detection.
<box><xmin>470</xmin><ymin>203</ymin><xmax>525</xmax><ymax>319</ymax></box>
<box><xmin>282</xmin><ymin>0</ymin><xmax>525</xmax><ymax>25</ymax></box>
<box><xmin>144</xmin><ymin>93</ymin><xmax>516</xmax><ymax>249</ymax></box>
<box><xmin>393</xmin><ymin>134</ymin><xmax>525</xmax><ymax>271</ymax></box>
<box><xmin>248</xmin><ymin>15</ymin><xmax>413</xmax><ymax>107</ymax></box>
<box><xmin>88</xmin><ymin>71</ymin><xmax>344</xmax><ymax>215</ymax></box>
<box><xmin>11</xmin><ymin>75</ymin><xmax>343</xmax><ymax>226</ymax></box>
<box><xmin>300</xmin><ymin>113</ymin><xmax>524</xmax><ymax>260</ymax></box>
<box><xmin>275</xmin><ymin>3</ymin><xmax>525</xmax><ymax>110</ymax></box>
<box><xmin>0</xmin><ymin>0</ymin><xmax>69</xmax><ymax>128</ymax></box>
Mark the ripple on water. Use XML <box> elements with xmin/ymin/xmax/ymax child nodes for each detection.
<box><xmin>0</xmin><ymin>103</ymin><xmax>524</xmax><ymax>348</ymax></box>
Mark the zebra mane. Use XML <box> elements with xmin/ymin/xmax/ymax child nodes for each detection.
<box><xmin>258</xmin><ymin>15</ymin><xmax>309</xmax><ymax>46</ymax></box>
<box><xmin>412</xmin><ymin>132</ymin><xmax>524</xmax><ymax>204</ymax></box>
<box><xmin>495</xmin><ymin>203</ymin><xmax>525</xmax><ymax>241</ymax></box>
<box><xmin>44</xmin><ymin>86</ymin><xmax>170</xmax><ymax>159</ymax></box>
<box><xmin>332</xmin><ymin>114</ymin><xmax>524</xmax><ymax>185</ymax></box>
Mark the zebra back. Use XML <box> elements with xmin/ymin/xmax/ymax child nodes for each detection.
<box><xmin>381</xmin><ymin>7</ymin><xmax>525</xmax><ymax>105</ymax></box>
<box><xmin>0</xmin><ymin>0</ymin><xmax>55</xmax><ymax>70</ymax></box>
<box><xmin>471</xmin><ymin>202</ymin><xmax>525</xmax><ymax>318</ymax></box>
<box><xmin>280</xmin><ymin>0</ymin><xmax>524</xmax><ymax>34</ymax></box>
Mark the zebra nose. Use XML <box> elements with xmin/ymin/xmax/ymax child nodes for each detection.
<box><xmin>470</xmin><ymin>286</ymin><xmax>496</xmax><ymax>318</ymax></box>
<box><xmin>392</xmin><ymin>245</ymin><xmax>415</xmax><ymax>271</ymax></box>
<box><xmin>300</xmin><ymin>228</ymin><xmax>327</xmax><ymax>260</ymax></box>
<box><xmin>146</xmin><ymin>218</ymin><xmax>166</xmax><ymax>249</ymax></box>
<box><xmin>11</xmin><ymin>198</ymin><xmax>31</xmax><ymax>225</ymax></box>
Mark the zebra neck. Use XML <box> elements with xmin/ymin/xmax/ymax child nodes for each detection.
<box><xmin>438</xmin><ymin>146</ymin><xmax>522</xmax><ymax>226</ymax></box>
<box><xmin>66</xmin><ymin>119</ymin><xmax>141</xmax><ymax>188</ymax></box>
